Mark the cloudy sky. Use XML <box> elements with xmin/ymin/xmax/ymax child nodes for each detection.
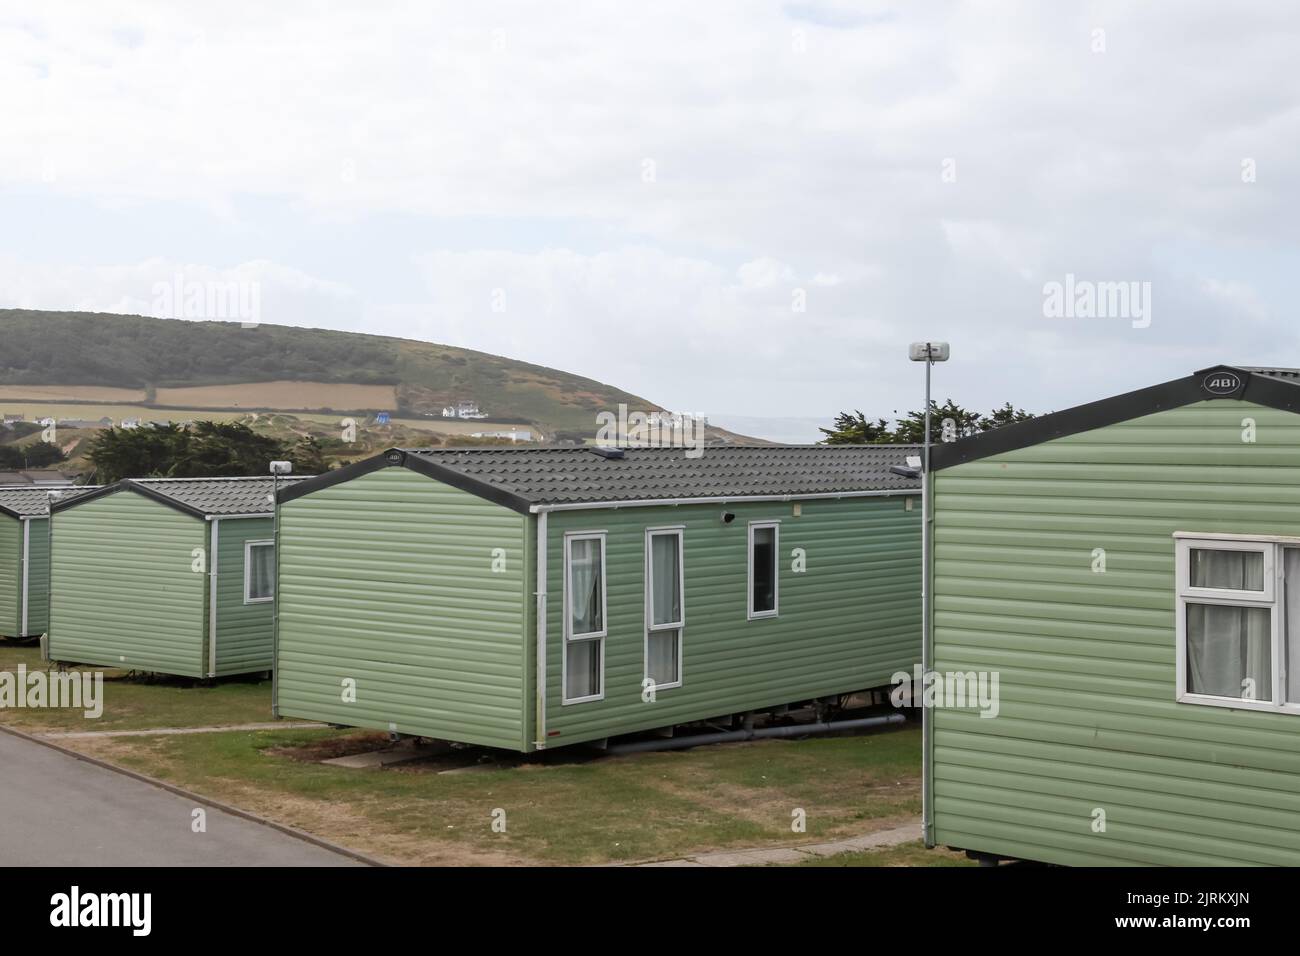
<box><xmin>2</xmin><ymin>2</ymin><xmax>1297</xmax><ymax>441</ymax></box>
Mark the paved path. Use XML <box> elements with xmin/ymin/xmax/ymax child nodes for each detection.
<box><xmin>0</xmin><ymin>731</ymin><xmax>363</xmax><ymax>866</ymax></box>
<box><xmin>631</xmin><ymin>822</ymin><xmax>922</xmax><ymax>867</ymax></box>
<box><xmin>40</xmin><ymin>721</ymin><xmax>326</xmax><ymax>739</ymax></box>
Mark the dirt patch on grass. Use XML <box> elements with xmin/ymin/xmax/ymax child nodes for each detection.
<box><xmin>266</xmin><ymin>731</ymin><xmax>391</xmax><ymax>762</ymax></box>
<box><xmin>214</xmin><ymin>786</ymin><xmax>532</xmax><ymax>866</ymax></box>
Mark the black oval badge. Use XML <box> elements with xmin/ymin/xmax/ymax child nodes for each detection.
<box><xmin>1203</xmin><ymin>371</ymin><xmax>1243</xmax><ymax>396</ymax></box>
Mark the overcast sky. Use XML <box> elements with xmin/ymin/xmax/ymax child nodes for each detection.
<box><xmin>2</xmin><ymin>2</ymin><xmax>1297</xmax><ymax>441</ymax></box>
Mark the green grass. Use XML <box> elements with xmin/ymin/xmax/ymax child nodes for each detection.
<box><xmin>790</xmin><ymin>840</ymin><xmax>974</xmax><ymax>867</ymax></box>
<box><xmin>64</xmin><ymin>724</ymin><xmax>922</xmax><ymax>866</ymax></box>
<box><xmin>0</xmin><ymin>643</ymin><xmax>275</xmax><ymax>732</ymax></box>
<box><xmin>1</xmin><ymin>635</ymin><xmax>924</xmax><ymax>865</ymax></box>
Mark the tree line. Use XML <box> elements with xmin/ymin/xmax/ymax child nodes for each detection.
<box><xmin>819</xmin><ymin>401</ymin><xmax>1036</xmax><ymax>444</ymax></box>
<box><xmin>86</xmin><ymin>422</ymin><xmax>330</xmax><ymax>484</ymax></box>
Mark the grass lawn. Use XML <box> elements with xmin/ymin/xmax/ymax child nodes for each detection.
<box><xmin>789</xmin><ymin>840</ymin><xmax>973</xmax><ymax>867</ymax></box>
<box><xmin>0</xmin><ymin>643</ymin><xmax>276</xmax><ymax>732</ymax></box>
<box><xmin>58</xmin><ymin>724</ymin><xmax>923</xmax><ymax>866</ymax></box>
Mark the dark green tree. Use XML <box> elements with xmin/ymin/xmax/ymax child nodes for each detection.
<box><xmin>87</xmin><ymin>421</ymin><xmax>293</xmax><ymax>482</ymax></box>
<box><xmin>893</xmin><ymin>399</ymin><xmax>984</xmax><ymax>444</ymax></box>
<box><xmin>287</xmin><ymin>435</ymin><xmax>330</xmax><ymax>475</ymax></box>
<box><xmin>169</xmin><ymin>421</ymin><xmax>287</xmax><ymax>477</ymax></box>
<box><xmin>85</xmin><ymin>424</ymin><xmax>189</xmax><ymax>482</ymax></box>
<box><xmin>0</xmin><ymin>440</ymin><xmax>67</xmax><ymax>469</ymax></box>
<box><xmin>820</xmin><ymin>401</ymin><xmax>1037</xmax><ymax>445</ymax></box>
<box><xmin>818</xmin><ymin>410</ymin><xmax>898</xmax><ymax>444</ymax></box>
<box><xmin>980</xmin><ymin>402</ymin><xmax>1036</xmax><ymax>431</ymax></box>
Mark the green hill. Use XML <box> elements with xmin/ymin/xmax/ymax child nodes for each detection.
<box><xmin>0</xmin><ymin>309</ymin><xmax>680</xmax><ymax>440</ymax></box>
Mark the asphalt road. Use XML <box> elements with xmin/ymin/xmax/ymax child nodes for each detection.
<box><xmin>0</xmin><ymin>731</ymin><xmax>363</xmax><ymax>866</ymax></box>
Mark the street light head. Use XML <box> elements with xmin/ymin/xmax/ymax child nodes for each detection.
<box><xmin>269</xmin><ymin>461</ymin><xmax>293</xmax><ymax>475</ymax></box>
<box><xmin>909</xmin><ymin>342</ymin><xmax>950</xmax><ymax>362</ymax></box>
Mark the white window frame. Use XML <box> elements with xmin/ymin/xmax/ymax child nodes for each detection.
<box><xmin>243</xmin><ymin>539</ymin><xmax>275</xmax><ymax>605</ymax></box>
<box><xmin>1173</xmin><ymin>533</ymin><xmax>1299</xmax><ymax>715</ymax></box>
<box><xmin>562</xmin><ymin>531</ymin><xmax>607</xmax><ymax>705</ymax></box>
<box><xmin>747</xmin><ymin>520</ymin><xmax>780</xmax><ymax>620</ymax></box>
<box><xmin>644</xmin><ymin>526</ymin><xmax>685</xmax><ymax>690</ymax></box>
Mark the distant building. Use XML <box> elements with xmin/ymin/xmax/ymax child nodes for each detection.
<box><xmin>2</xmin><ymin>414</ymin><xmax>24</xmax><ymax>424</ymax></box>
<box><xmin>442</xmin><ymin>400</ymin><xmax>488</xmax><ymax>420</ymax></box>
<box><xmin>120</xmin><ymin>418</ymin><xmax>142</xmax><ymax>429</ymax></box>
<box><xmin>470</xmin><ymin>429</ymin><xmax>533</xmax><ymax>443</ymax></box>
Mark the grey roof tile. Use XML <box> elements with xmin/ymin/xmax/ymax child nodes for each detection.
<box><xmin>0</xmin><ymin>485</ymin><xmax>101</xmax><ymax>518</ymax></box>
<box><xmin>127</xmin><ymin>476</ymin><xmax>311</xmax><ymax>516</ymax></box>
<box><xmin>402</xmin><ymin>445</ymin><xmax>921</xmax><ymax>506</ymax></box>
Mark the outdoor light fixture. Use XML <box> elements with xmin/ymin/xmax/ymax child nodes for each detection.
<box><xmin>908</xmin><ymin>341</ymin><xmax>950</xmax><ymax>363</ymax></box>
<box><xmin>269</xmin><ymin>461</ymin><xmax>293</xmax><ymax>475</ymax></box>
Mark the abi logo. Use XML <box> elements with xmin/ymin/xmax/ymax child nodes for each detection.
<box><xmin>1202</xmin><ymin>371</ymin><xmax>1243</xmax><ymax>396</ymax></box>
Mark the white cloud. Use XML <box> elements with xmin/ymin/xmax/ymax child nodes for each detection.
<box><xmin>2</xmin><ymin>1</ymin><xmax>1299</xmax><ymax>438</ymax></box>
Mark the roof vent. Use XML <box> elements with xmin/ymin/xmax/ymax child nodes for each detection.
<box><xmin>590</xmin><ymin>446</ymin><xmax>625</xmax><ymax>460</ymax></box>
<box><xmin>890</xmin><ymin>464</ymin><xmax>921</xmax><ymax>479</ymax></box>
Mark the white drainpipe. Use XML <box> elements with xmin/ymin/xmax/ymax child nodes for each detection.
<box><xmin>534</xmin><ymin>509</ymin><xmax>548</xmax><ymax>750</ymax></box>
<box><xmin>20</xmin><ymin>518</ymin><xmax>30</xmax><ymax>636</ymax></box>
<box><xmin>208</xmin><ymin>518</ymin><xmax>220</xmax><ymax>678</ymax></box>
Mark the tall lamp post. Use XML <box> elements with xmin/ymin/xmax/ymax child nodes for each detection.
<box><xmin>269</xmin><ymin>460</ymin><xmax>292</xmax><ymax>716</ymax></box>
<box><xmin>908</xmin><ymin>341</ymin><xmax>949</xmax><ymax>848</ymax></box>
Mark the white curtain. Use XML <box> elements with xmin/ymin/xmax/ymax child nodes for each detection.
<box><xmin>1285</xmin><ymin>549</ymin><xmax>1300</xmax><ymax>704</ymax></box>
<box><xmin>1186</xmin><ymin>604</ymin><xmax>1270</xmax><ymax>700</ymax></box>
<box><xmin>1189</xmin><ymin>548</ymin><xmax>1263</xmax><ymax>590</ymax></box>
<box><xmin>1186</xmin><ymin>548</ymin><xmax>1270</xmax><ymax>700</ymax></box>
<box><xmin>569</xmin><ymin>538</ymin><xmax>603</xmax><ymax>635</ymax></box>
<box><xmin>648</xmin><ymin>630</ymin><xmax>678</xmax><ymax>685</ymax></box>
<box><xmin>651</xmin><ymin>534</ymin><xmax>680</xmax><ymax>626</ymax></box>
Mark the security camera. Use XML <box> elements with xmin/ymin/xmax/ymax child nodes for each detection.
<box><xmin>721</xmin><ymin>511</ymin><xmax>736</xmax><ymax>524</ymax></box>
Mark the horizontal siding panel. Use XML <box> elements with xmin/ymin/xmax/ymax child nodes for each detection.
<box><xmin>0</xmin><ymin>518</ymin><xmax>19</xmax><ymax>636</ymax></box>
<box><xmin>932</xmin><ymin>400</ymin><xmax>1300</xmax><ymax>865</ymax></box>
<box><xmin>276</xmin><ymin>466</ymin><xmax>527</xmax><ymax>751</ymax></box>
<box><xmin>49</xmin><ymin>492</ymin><xmax>206</xmax><ymax>677</ymax></box>
<box><xmin>545</xmin><ymin>495</ymin><xmax>921</xmax><ymax>746</ymax></box>
<box><xmin>212</xmin><ymin>517</ymin><xmax>274</xmax><ymax>676</ymax></box>
<box><xmin>25</xmin><ymin>518</ymin><xmax>50</xmax><ymax>635</ymax></box>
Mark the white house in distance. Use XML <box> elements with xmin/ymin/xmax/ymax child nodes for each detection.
<box><xmin>470</xmin><ymin>428</ymin><xmax>534</xmax><ymax>443</ymax></box>
<box><xmin>441</xmin><ymin>400</ymin><xmax>488</xmax><ymax>420</ymax></box>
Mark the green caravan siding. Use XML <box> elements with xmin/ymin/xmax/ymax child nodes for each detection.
<box><xmin>25</xmin><ymin>517</ymin><xmax>50</xmax><ymax>635</ymax></box>
<box><xmin>277</xmin><ymin>467</ymin><xmax>530</xmax><ymax>751</ymax></box>
<box><xmin>49</xmin><ymin>492</ymin><xmax>207</xmax><ymax>677</ymax></box>
<box><xmin>544</xmin><ymin>495</ymin><xmax>921</xmax><ymax>748</ymax></box>
<box><xmin>0</xmin><ymin>517</ymin><xmax>18</xmax><ymax>636</ymax></box>
<box><xmin>931</xmin><ymin>400</ymin><xmax>1300</xmax><ymax>867</ymax></box>
<box><xmin>212</xmin><ymin>517</ymin><xmax>275</xmax><ymax>676</ymax></box>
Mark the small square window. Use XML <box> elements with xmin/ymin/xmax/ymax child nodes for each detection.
<box><xmin>244</xmin><ymin>541</ymin><xmax>274</xmax><ymax>604</ymax></box>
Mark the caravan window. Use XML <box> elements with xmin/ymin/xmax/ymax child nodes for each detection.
<box><xmin>1175</xmin><ymin>535</ymin><xmax>1300</xmax><ymax>712</ymax></box>
<box><xmin>563</xmin><ymin>533</ymin><xmax>606</xmax><ymax>703</ymax></box>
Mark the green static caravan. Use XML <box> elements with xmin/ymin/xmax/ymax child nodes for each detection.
<box><xmin>0</xmin><ymin>486</ymin><xmax>98</xmax><ymax>640</ymax></box>
<box><xmin>276</xmin><ymin>445</ymin><xmax>923</xmax><ymax>752</ymax></box>
<box><xmin>925</xmin><ymin>365</ymin><xmax>1300</xmax><ymax>867</ymax></box>
<box><xmin>48</xmin><ymin>476</ymin><xmax>308</xmax><ymax>678</ymax></box>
